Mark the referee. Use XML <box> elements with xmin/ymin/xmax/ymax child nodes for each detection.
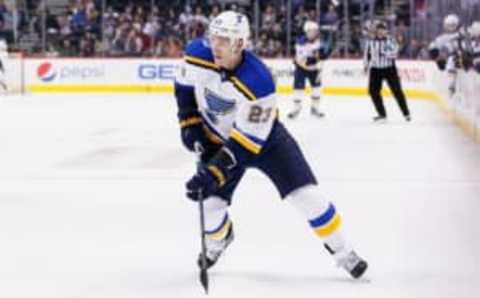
<box><xmin>364</xmin><ymin>21</ymin><xmax>411</xmax><ymax>122</ymax></box>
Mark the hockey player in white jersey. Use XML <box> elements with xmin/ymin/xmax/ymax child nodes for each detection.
<box><xmin>429</xmin><ymin>14</ymin><xmax>461</xmax><ymax>69</ymax></box>
<box><xmin>174</xmin><ymin>11</ymin><xmax>367</xmax><ymax>279</ymax></box>
<box><xmin>469</xmin><ymin>21</ymin><xmax>480</xmax><ymax>73</ymax></box>
<box><xmin>287</xmin><ymin>21</ymin><xmax>329</xmax><ymax>119</ymax></box>
<box><xmin>428</xmin><ymin>14</ymin><xmax>472</xmax><ymax>96</ymax></box>
<box><xmin>0</xmin><ymin>39</ymin><xmax>8</xmax><ymax>92</ymax></box>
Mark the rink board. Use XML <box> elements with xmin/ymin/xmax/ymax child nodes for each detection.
<box><xmin>24</xmin><ymin>58</ymin><xmax>438</xmax><ymax>99</ymax></box>
<box><xmin>20</xmin><ymin>57</ymin><xmax>480</xmax><ymax>143</ymax></box>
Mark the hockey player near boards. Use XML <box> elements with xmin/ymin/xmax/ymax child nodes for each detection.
<box><xmin>287</xmin><ymin>21</ymin><xmax>329</xmax><ymax>119</ymax></box>
<box><xmin>429</xmin><ymin>15</ymin><xmax>477</xmax><ymax>96</ymax></box>
<box><xmin>469</xmin><ymin>22</ymin><xmax>480</xmax><ymax>73</ymax></box>
<box><xmin>174</xmin><ymin>11</ymin><xmax>368</xmax><ymax>279</ymax></box>
<box><xmin>364</xmin><ymin>21</ymin><xmax>411</xmax><ymax>122</ymax></box>
<box><xmin>0</xmin><ymin>39</ymin><xmax>8</xmax><ymax>92</ymax></box>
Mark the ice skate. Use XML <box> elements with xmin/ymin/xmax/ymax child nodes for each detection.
<box><xmin>325</xmin><ymin>244</ymin><xmax>368</xmax><ymax>279</ymax></box>
<box><xmin>197</xmin><ymin>223</ymin><xmax>234</xmax><ymax>269</ymax></box>
<box><xmin>311</xmin><ymin>106</ymin><xmax>325</xmax><ymax>118</ymax></box>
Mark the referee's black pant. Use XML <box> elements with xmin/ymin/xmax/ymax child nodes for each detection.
<box><xmin>368</xmin><ymin>66</ymin><xmax>410</xmax><ymax>118</ymax></box>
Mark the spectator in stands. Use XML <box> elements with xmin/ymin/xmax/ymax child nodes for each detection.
<box><xmin>396</xmin><ymin>32</ymin><xmax>408</xmax><ymax>57</ymax></box>
<box><xmin>45</xmin><ymin>42</ymin><xmax>59</xmax><ymax>57</ymax></box>
<box><xmin>179</xmin><ymin>5</ymin><xmax>194</xmax><ymax>30</ymax></box>
<box><xmin>404</xmin><ymin>38</ymin><xmax>427</xmax><ymax>59</ymax></box>
<box><xmin>164</xmin><ymin>8</ymin><xmax>179</xmax><ymax>36</ymax></box>
<box><xmin>254</xmin><ymin>32</ymin><xmax>269</xmax><ymax>56</ymax></box>
<box><xmin>293</xmin><ymin>5</ymin><xmax>308</xmax><ymax>35</ymax></box>
<box><xmin>71</xmin><ymin>2</ymin><xmax>88</xmax><ymax>34</ymax></box>
<box><xmin>58</xmin><ymin>38</ymin><xmax>76</xmax><ymax>56</ymax></box>
<box><xmin>193</xmin><ymin>6</ymin><xmax>209</xmax><ymax>27</ymax></box>
<box><xmin>110</xmin><ymin>27</ymin><xmax>128</xmax><ymax>56</ymax></box>
<box><xmin>125</xmin><ymin>28</ymin><xmax>143</xmax><ymax>57</ymax></box>
<box><xmin>58</xmin><ymin>14</ymin><xmax>72</xmax><ymax>37</ymax></box>
<box><xmin>153</xmin><ymin>38</ymin><xmax>166</xmax><ymax>57</ymax></box>
<box><xmin>0</xmin><ymin>0</ymin><xmax>15</xmax><ymax>43</ymax></box>
<box><xmin>164</xmin><ymin>36</ymin><xmax>182</xmax><ymax>58</ymax></box>
<box><xmin>45</xmin><ymin>9</ymin><xmax>59</xmax><ymax>33</ymax></box>
<box><xmin>262</xmin><ymin>4</ymin><xmax>276</xmax><ymax>32</ymax></box>
<box><xmin>322</xmin><ymin>4</ymin><xmax>339</xmax><ymax>25</ymax></box>
<box><xmin>143</xmin><ymin>14</ymin><xmax>158</xmax><ymax>39</ymax></box>
<box><xmin>209</xmin><ymin>5</ymin><xmax>220</xmax><ymax>21</ymax></box>
<box><xmin>79</xmin><ymin>31</ymin><xmax>96</xmax><ymax>57</ymax></box>
<box><xmin>0</xmin><ymin>1</ymin><xmax>7</xmax><ymax>15</ymax></box>
<box><xmin>12</xmin><ymin>0</ymin><xmax>432</xmax><ymax>60</ymax></box>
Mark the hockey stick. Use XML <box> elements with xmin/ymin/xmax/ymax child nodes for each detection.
<box><xmin>194</xmin><ymin>143</ymin><xmax>209</xmax><ymax>294</ymax></box>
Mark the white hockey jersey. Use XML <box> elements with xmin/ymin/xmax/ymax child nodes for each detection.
<box><xmin>0</xmin><ymin>39</ymin><xmax>7</xmax><ymax>74</ymax></box>
<box><xmin>175</xmin><ymin>39</ymin><xmax>277</xmax><ymax>155</ymax></box>
<box><xmin>294</xmin><ymin>36</ymin><xmax>323</xmax><ymax>70</ymax></box>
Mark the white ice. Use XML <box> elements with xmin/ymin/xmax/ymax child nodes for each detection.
<box><xmin>0</xmin><ymin>94</ymin><xmax>479</xmax><ymax>298</ymax></box>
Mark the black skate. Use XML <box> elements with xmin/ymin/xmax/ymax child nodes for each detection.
<box><xmin>373</xmin><ymin>115</ymin><xmax>387</xmax><ymax>123</ymax></box>
<box><xmin>405</xmin><ymin>115</ymin><xmax>411</xmax><ymax>122</ymax></box>
<box><xmin>287</xmin><ymin>108</ymin><xmax>301</xmax><ymax>119</ymax></box>
<box><xmin>325</xmin><ymin>244</ymin><xmax>368</xmax><ymax>279</ymax></box>
<box><xmin>197</xmin><ymin>223</ymin><xmax>234</xmax><ymax>270</ymax></box>
<box><xmin>311</xmin><ymin>107</ymin><xmax>325</xmax><ymax>118</ymax></box>
<box><xmin>337</xmin><ymin>250</ymin><xmax>368</xmax><ymax>279</ymax></box>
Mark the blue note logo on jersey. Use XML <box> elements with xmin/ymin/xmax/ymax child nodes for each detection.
<box><xmin>204</xmin><ymin>88</ymin><xmax>236</xmax><ymax>124</ymax></box>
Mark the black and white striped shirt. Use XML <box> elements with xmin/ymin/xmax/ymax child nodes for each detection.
<box><xmin>364</xmin><ymin>37</ymin><xmax>399</xmax><ymax>69</ymax></box>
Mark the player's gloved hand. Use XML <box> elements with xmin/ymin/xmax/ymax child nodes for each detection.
<box><xmin>200</xmin><ymin>143</ymin><xmax>222</xmax><ymax>163</ymax></box>
<box><xmin>180</xmin><ymin>117</ymin><xmax>222</xmax><ymax>161</ymax></box>
<box><xmin>186</xmin><ymin>165</ymin><xmax>226</xmax><ymax>201</ymax></box>
<box><xmin>181</xmin><ymin>123</ymin><xmax>209</xmax><ymax>152</ymax></box>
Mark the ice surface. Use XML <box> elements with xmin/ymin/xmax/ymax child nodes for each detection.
<box><xmin>0</xmin><ymin>94</ymin><xmax>479</xmax><ymax>298</ymax></box>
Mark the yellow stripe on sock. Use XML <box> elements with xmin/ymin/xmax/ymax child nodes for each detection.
<box><xmin>207</xmin><ymin>220</ymin><xmax>232</xmax><ymax>241</ymax></box>
<box><xmin>313</xmin><ymin>214</ymin><xmax>342</xmax><ymax>237</ymax></box>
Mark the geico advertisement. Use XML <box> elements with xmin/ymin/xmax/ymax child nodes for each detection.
<box><xmin>137</xmin><ymin>60</ymin><xmax>179</xmax><ymax>81</ymax></box>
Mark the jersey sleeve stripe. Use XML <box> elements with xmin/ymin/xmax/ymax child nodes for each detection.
<box><xmin>179</xmin><ymin>116</ymin><xmax>202</xmax><ymax>128</ymax></box>
<box><xmin>204</xmin><ymin>125</ymin><xmax>224</xmax><ymax>145</ymax></box>
<box><xmin>229</xmin><ymin>76</ymin><xmax>257</xmax><ymax>101</ymax></box>
<box><xmin>230</xmin><ymin>128</ymin><xmax>262</xmax><ymax>154</ymax></box>
<box><xmin>207</xmin><ymin>165</ymin><xmax>226</xmax><ymax>187</ymax></box>
<box><xmin>184</xmin><ymin>55</ymin><xmax>219</xmax><ymax>71</ymax></box>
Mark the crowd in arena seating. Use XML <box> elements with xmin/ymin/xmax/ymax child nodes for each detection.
<box><xmin>0</xmin><ymin>0</ymin><xmax>430</xmax><ymax>59</ymax></box>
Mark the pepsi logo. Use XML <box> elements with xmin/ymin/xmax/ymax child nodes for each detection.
<box><xmin>37</xmin><ymin>62</ymin><xmax>57</xmax><ymax>82</ymax></box>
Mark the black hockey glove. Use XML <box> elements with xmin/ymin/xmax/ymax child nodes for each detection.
<box><xmin>179</xmin><ymin>115</ymin><xmax>221</xmax><ymax>162</ymax></box>
<box><xmin>186</xmin><ymin>147</ymin><xmax>236</xmax><ymax>201</ymax></box>
<box><xmin>181</xmin><ymin>121</ymin><xmax>208</xmax><ymax>152</ymax></box>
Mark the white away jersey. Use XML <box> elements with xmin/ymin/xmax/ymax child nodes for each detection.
<box><xmin>175</xmin><ymin>39</ymin><xmax>277</xmax><ymax>155</ymax></box>
<box><xmin>295</xmin><ymin>36</ymin><xmax>323</xmax><ymax>68</ymax></box>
